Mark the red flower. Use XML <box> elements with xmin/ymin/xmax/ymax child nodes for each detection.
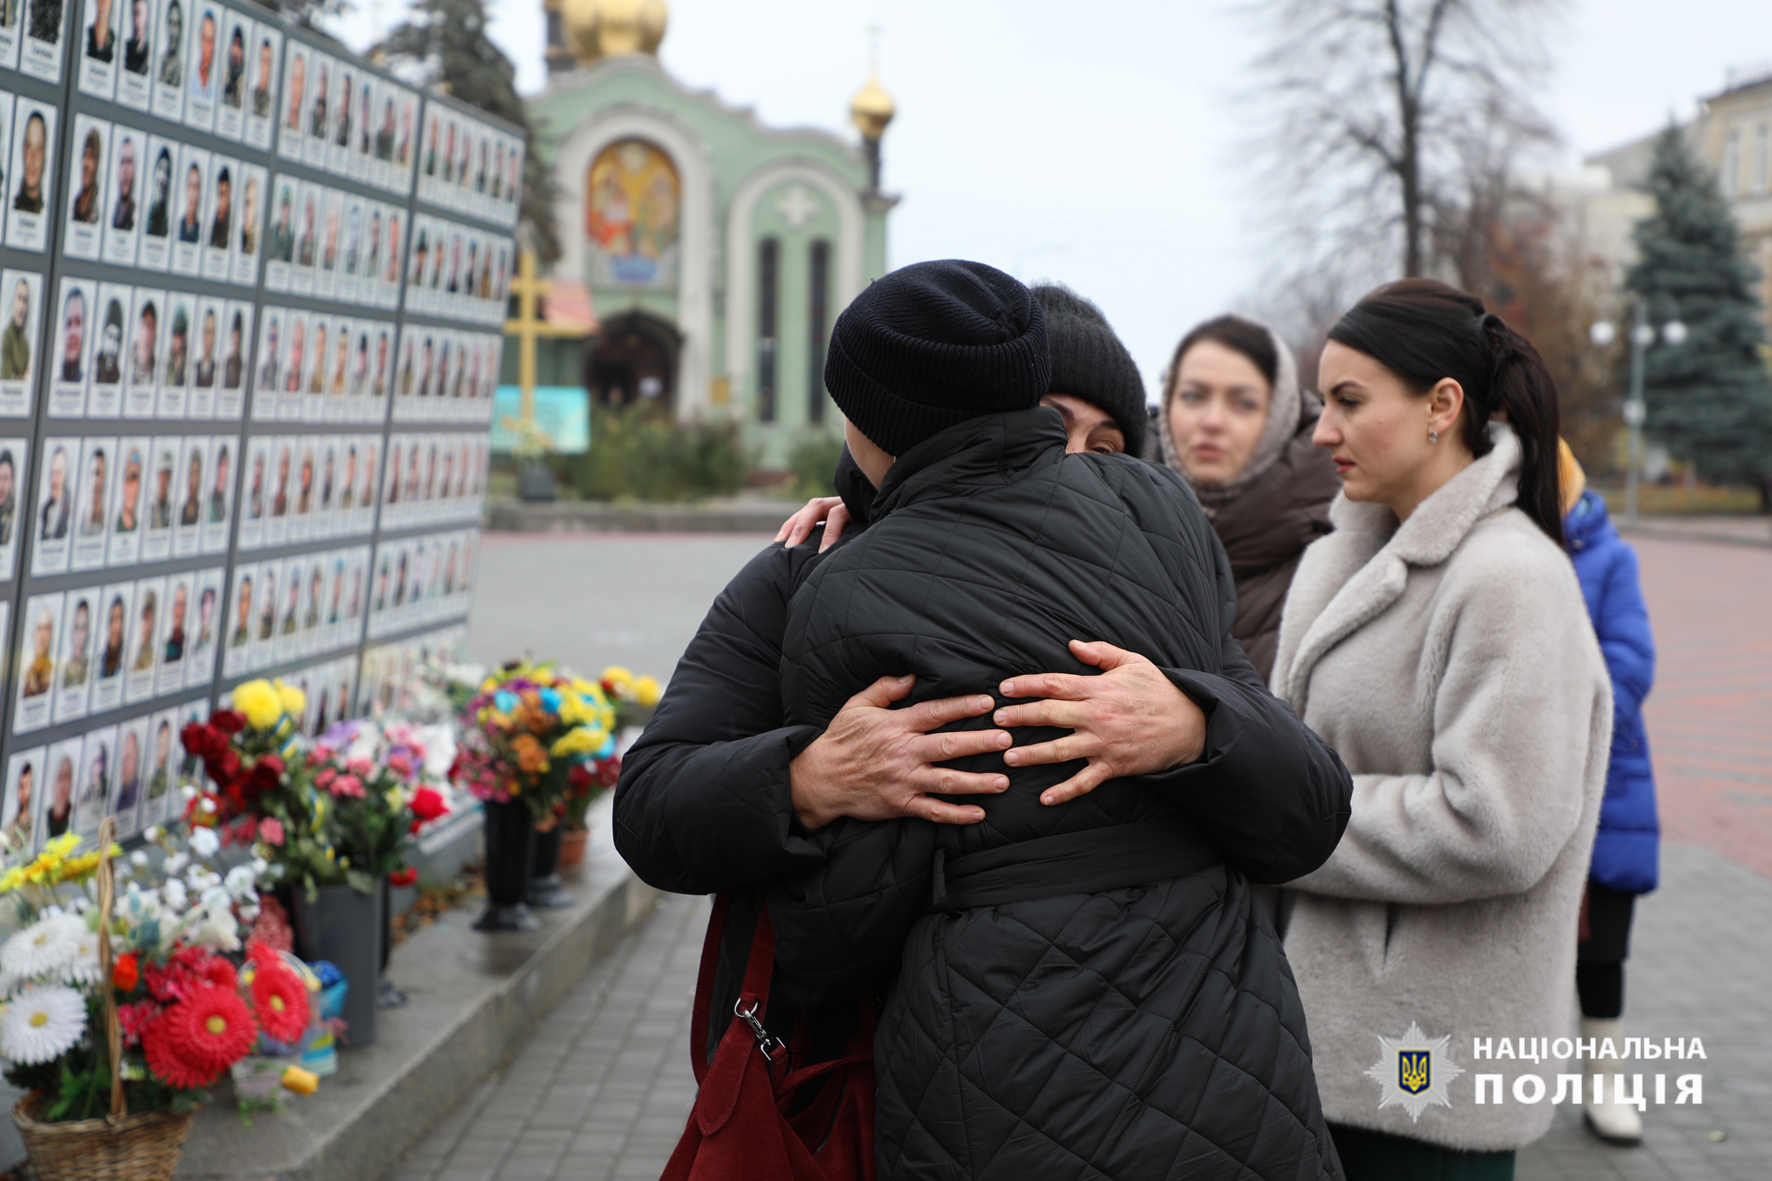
<box><xmin>211</xmin><ymin>709</ymin><xmax>247</xmax><ymax>735</ymax></box>
<box><xmin>249</xmin><ymin>754</ymin><xmax>285</xmax><ymax>793</ymax></box>
<box><xmin>248</xmin><ymin>954</ymin><xmax>310</xmax><ymax>1044</ymax></box>
<box><xmin>388</xmin><ymin>866</ymin><xmax>419</xmax><ymax>888</ymax></box>
<box><xmin>112</xmin><ymin>952</ymin><xmax>139</xmax><ymax>993</ymax></box>
<box><xmin>143</xmin><ymin>985</ymin><xmax>258</xmax><ymax>1089</ymax></box>
<box><xmin>209</xmin><ymin>748</ymin><xmax>242</xmax><ymax>785</ymax></box>
<box><xmin>410</xmin><ymin>787</ymin><xmax>448</xmax><ymax>822</ymax></box>
<box><xmin>201</xmin><ymin>957</ymin><xmax>239</xmax><ymax>991</ymax></box>
<box><xmin>117</xmin><ymin>999</ymin><xmax>161</xmax><ymax>1048</ymax></box>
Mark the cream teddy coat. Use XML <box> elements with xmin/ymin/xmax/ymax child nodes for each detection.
<box><xmin>1271</xmin><ymin>425</ymin><xmax>1612</xmax><ymax>1151</ymax></box>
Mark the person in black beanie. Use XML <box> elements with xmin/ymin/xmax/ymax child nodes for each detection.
<box><xmin>777</xmin><ymin>277</ymin><xmax>1148</xmax><ymax>547</ymax></box>
<box><xmin>618</xmin><ymin>259</ymin><xmax>1350</xmax><ymax>1180</ymax></box>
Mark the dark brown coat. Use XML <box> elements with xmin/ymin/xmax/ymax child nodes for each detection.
<box><xmin>1212</xmin><ymin>396</ymin><xmax>1341</xmax><ymax>681</ymax></box>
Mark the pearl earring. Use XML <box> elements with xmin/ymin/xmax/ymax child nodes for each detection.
<box><xmin>1428</xmin><ymin>429</ymin><xmax>1439</xmax><ymax>443</ymax></box>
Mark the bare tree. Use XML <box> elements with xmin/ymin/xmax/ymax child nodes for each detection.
<box><xmin>1244</xmin><ymin>0</ymin><xmax>1563</xmax><ymax>285</ymax></box>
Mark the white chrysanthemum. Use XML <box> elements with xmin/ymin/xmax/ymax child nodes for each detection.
<box><xmin>162</xmin><ymin>879</ymin><xmax>189</xmax><ymax>913</ymax></box>
<box><xmin>143</xmin><ymin>826</ymin><xmax>162</xmax><ymax>841</ymax></box>
<box><xmin>58</xmin><ymin>927</ymin><xmax>102</xmax><ymax>986</ymax></box>
<box><xmin>0</xmin><ymin>969</ymin><xmax>19</xmax><ymax>1000</ymax></box>
<box><xmin>1</xmin><ymin>915</ymin><xmax>83</xmax><ymax>979</ymax></box>
<box><xmin>1</xmin><ymin>983</ymin><xmax>88</xmax><ymax>1064</ymax></box>
<box><xmin>162</xmin><ymin>853</ymin><xmax>189</xmax><ymax>877</ymax></box>
<box><xmin>129</xmin><ymin>850</ymin><xmax>151</xmax><ymax>868</ymax></box>
<box><xmin>189</xmin><ymin>828</ymin><xmax>221</xmax><ymax>858</ymax></box>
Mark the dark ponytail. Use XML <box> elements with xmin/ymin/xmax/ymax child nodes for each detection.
<box><xmin>1327</xmin><ymin>278</ymin><xmax>1565</xmax><ymax>547</ymax></box>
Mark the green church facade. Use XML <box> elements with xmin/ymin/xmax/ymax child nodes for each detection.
<box><xmin>521</xmin><ymin>24</ymin><xmax>896</xmax><ymax>469</ymax></box>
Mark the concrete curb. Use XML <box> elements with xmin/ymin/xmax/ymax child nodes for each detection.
<box><xmin>485</xmin><ymin>499</ymin><xmax>788</xmax><ymax>534</ymax></box>
<box><xmin>1617</xmin><ymin>519</ymin><xmax>1772</xmax><ymax>549</ymax></box>
<box><xmin>173</xmin><ymin>832</ymin><xmax>660</xmax><ymax>1181</ymax></box>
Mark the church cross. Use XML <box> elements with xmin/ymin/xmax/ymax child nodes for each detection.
<box><xmin>505</xmin><ymin>249</ymin><xmax>553</xmax><ymax>424</ymax></box>
<box><xmin>776</xmin><ymin>185</ymin><xmax>818</xmax><ymax>230</ymax></box>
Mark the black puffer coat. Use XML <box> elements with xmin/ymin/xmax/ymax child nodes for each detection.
<box><xmin>766</xmin><ymin>409</ymin><xmax>1349</xmax><ymax>1181</ymax></box>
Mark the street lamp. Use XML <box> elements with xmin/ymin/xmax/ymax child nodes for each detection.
<box><xmin>1590</xmin><ymin>303</ymin><xmax>1686</xmax><ymax>524</ymax></box>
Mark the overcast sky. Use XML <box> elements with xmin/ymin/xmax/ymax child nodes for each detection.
<box><xmin>330</xmin><ymin>0</ymin><xmax>1771</xmax><ymax>396</ymax></box>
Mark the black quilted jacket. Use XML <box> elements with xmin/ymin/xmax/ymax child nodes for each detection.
<box><xmin>613</xmin><ymin>408</ymin><xmax>1350</xmax><ymax>1180</ymax></box>
<box><xmin>768</xmin><ymin>410</ymin><xmax>1349</xmax><ymax>1181</ymax></box>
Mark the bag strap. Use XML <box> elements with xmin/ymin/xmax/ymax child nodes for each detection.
<box><xmin>688</xmin><ymin>893</ymin><xmax>731</xmax><ymax>1087</ymax></box>
<box><xmin>690</xmin><ymin>894</ymin><xmax>785</xmax><ymax>1085</ymax></box>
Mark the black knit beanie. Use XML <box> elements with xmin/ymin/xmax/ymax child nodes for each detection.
<box><xmin>824</xmin><ymin>260</ymin><xmax>1050</xmax><ymax>457</ymax></box>
<box><xmin>1031</xmin><ymin>284</ymin><xmax>1148</xmax><ymax>455</ymax></box>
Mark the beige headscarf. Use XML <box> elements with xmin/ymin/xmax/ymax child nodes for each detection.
<box><xmin>1158</xmin><ymin>316</ymin><xmax>1303</xmax><ymax>515</ymax></box>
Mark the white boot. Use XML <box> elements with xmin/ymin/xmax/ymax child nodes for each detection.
<box><xmin>1581</xmin><ymin>1017</ymin><xmax>1644</xmax><ymax>1145</ymax></box>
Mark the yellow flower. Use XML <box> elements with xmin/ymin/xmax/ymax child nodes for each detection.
<box><xmin>274</xmin><ymin>679</ymin><xmax>307</xmax><ymax>719</ymax></box>
<box><xmin>634</xmin><ymin>676</ymin><xmax>661</xmax><ymax>708</ymax></box>
<box><xmin>481</xmin><ymin>677</ymin><xmax>500</xmax><ymax>693</ymax></box>
<box><xmin>550</xmin><ymin>726</ymin><xmax>608</xmax><ymax>758</ymax></box>
<box><xmin>234</xmin><ymin>680</ymin><xmax>284</xmax><ymax>729</ymax></box>
<box><xmin>601</xmin><ymin>666</ymin><xmax>634</xmax><ymax>698</ymax></box>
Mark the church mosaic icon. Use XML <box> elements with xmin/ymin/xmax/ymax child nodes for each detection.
<box><xmin>585</xmin><ymin>139</ymin><xmax>678</xmax><ymax>289</ymax></box>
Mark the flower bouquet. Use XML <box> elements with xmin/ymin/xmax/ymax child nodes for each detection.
<box><xmin>0</xmin><ymin>819</ymin><xmax>312</xmax><ymax>1181</ymax></box>
<box><xmin>451</xmin><ymin>662</ymin><xmax>626</xmax><ymax>927</ymax></box>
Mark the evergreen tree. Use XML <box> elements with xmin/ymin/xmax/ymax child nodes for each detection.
<box><xmin>1625</xmin><ymin>123</ymin><xmax>1772</xmax><ymax>506</ymax></box>
<box><xmin>374</xmin><ymin>0</ymin><xmax>561</xmax><ymax>265</ymax></box>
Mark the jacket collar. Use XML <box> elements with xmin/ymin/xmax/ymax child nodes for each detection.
<box><xmin>1280</xmin><ymin>424</ymin><xmax>1522</xmax><ymax>708</ymax></box>
<box><xmin>1563</xmin><ymin>488</ymin><xmax>1613</xmax><ymax>552</ymax></box>
<box><xmin>870</xmin><ymin>408</ymin><xmax>1068</xmax><ymax>520</ymax></box>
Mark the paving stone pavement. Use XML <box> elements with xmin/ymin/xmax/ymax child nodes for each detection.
<box><xmin>384</xmin><ymin>892</ymin><xmax>710</xmax><ymax>1181</ymax></box>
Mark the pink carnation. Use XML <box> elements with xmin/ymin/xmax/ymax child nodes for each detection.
<box><xmin>259</xmin><ymin>817</ymin><xmax>285</xmax><ymax>846</ymax></box>
<box><xmin>329</xmin><ymin>774</ymin><xmax>365</xmax><ymax>799</ymax></box>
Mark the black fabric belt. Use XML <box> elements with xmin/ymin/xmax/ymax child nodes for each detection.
<box><xmin>928</xmin><ymin>818</ymin><xmax>1221</xmax><ymax>912</ymax></box>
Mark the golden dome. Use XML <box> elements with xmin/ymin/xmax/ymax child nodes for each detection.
<box><xmin>564</xmin><ymin>0</ymin><xmax>667</xmax><ymax>66</ymax></box>
<box><xmin>850</xmin><ymin>70</ymin><xmax>895</xmax><ymax>142</ymax></box>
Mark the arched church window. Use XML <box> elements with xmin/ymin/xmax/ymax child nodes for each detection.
<box><xmin>586</xmin><ymin>140</ymin><xmax>681</xmax><ymax>288</ymax></box>
<box><xmin>758</xmin><ymin>238</ymin><xmax>780</xmax><ymax>423</ymax></box>
<box><xmin>808</xmin><ymin>240</ymin><xmax>830</xmax><ymax>425</ymax></box>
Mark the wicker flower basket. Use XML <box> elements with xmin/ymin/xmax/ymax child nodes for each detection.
<box><xmin>9</xmin><ymin>818</ymin><xmax>201</xmax><ymax>1180</ymax></box>
<box><xmin>12</xmin><ymin>1093</ymin><xmax>197</xmax><ymax>1181</ymax></box>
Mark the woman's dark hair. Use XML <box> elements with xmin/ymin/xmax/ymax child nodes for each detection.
<box><xmin>1168</xmin><ymin>314</ymin><xmax>1278</xmax><ymax>393</ymax></box>
<box><xmin>1327</xmin><ymin>278</ymin><xmax>1564</xmax><ymax>547</ymax></box>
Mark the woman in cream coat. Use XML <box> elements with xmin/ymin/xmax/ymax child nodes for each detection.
<box><xmin>1273</xmin><ymin>279</ymin><xmax>1612</xmax><ymax>1179</ymax></box>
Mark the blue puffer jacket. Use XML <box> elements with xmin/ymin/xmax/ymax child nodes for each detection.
<box><xmin>1566</xmin><ymin>490</ymin><xmax>1659</xmax><ymax>893</ymax></box>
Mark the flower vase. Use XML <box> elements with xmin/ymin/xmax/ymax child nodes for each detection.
<box><xmin>292</xmin><ymin>884</ymin><xmax>381</xmax><ymax>1047</ymax></box>
<box><xmin>378</xmin><ymin>875</ymin><xmax>408</xmax><ymax>1009</ymax></box>
<box><xmin>528</xmin><ymin>824</ymin><xmax>575</xmax><ymax>909</ymax></box>
<box><xmin>558</xmin><ymin>827</ymin><xmax>589</xmax><ymax>868</ymax></box>
<box><xmin>476</xmin><ymin>799</ymin><xmax>540</xmax><ymax>931</ymax></box>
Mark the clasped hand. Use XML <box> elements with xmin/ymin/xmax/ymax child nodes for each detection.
<box><xmin>789</xmin><ymin>641</ymin><xmax>1206</xmax><ymax>829</ymax></box>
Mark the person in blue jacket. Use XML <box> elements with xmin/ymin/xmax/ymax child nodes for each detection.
<box><xmin>1560</xmin><ymin>441</ymin><xmax>1659</xmax><ymax>1146</ymax></box>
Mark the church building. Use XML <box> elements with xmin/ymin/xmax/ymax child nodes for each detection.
<box><xmin>523</xmin><ymin>0</ymin><xmax>897</xmax><ymax>466</ymax></box>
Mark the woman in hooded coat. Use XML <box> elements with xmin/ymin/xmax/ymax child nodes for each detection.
<box><xmin>1158</xmin><ymin>316</ymin><xmax>1342</xmax><ymax>681</ymax></box>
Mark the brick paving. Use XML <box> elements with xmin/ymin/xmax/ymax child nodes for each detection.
<box><xmin>405</xmin><ymin>532</ymin><xmax>1772</xmax><ymax>1181</ymax></box>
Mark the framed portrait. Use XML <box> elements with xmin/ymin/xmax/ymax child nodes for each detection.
<box><xmin>19</xmin><ymin>0</ymin><xmax>68</xmax><ymax>83</ymax></box>
<box><xmin>0</xmin><ymin>270</ymin><xmax>43</xmax><ymax>418</ymax></box>
<box><xmin>155</xmin><ymin>288</ymin><xmax>193</xmax><ymax>418</ymax></box>
<box><xmin>116</xmin><ymin>0</ymin><xmax>153</xmax><ymax>107</ymax></box>
<box><xmin>63</xmin><ymin>116</ymin><xmax>111</xmax><ymax>260</ymax></box>
<box><xmin>250</xmin><ymin>304</ymin><xmax>281</xmax><ymax>421</ymax></box>
<box><xmin>149</xmin><ymin>0</ymin><xmax>187</xmax><ymax>122</ymax></box>
<box><xmin>106</xmin><ymin>436</ymin><xmax>147</xmax><ymax>567</ymax></box>
<box><xmin>39</xmin><ymin>738</ymin><xmax>84</xmax><ymax>843</ymax></box>
<box><xmin>187</xmin><ymin>295</ymin><xmax>223</xmax><ymax>418</ymax></box>
<box><xmin>123</xmin><ymin>286</ymin><xmax>161</xmax><ymax>418</ymax></box>
<box><xmin>4</xmin><ymin>747</ymin><xmax>47</xmax><ymax>853</ymax></box>
<box><xmin>70</xmin><ymin>435</ymin><xmax>115</xmax><ymax>572</ymax></box>
<box><xmin>263</xmin><ymin>434</ymin><xmax>291</xmax><ymax>546</ymax></box>
<box><xmin>110</xmin><ymin>714</ymin><xmax>150</xmax><ymax>837</ymax></box>
<box><xmin>30</xmin><ymin>437</ymin><xmax>76</xmax><ymax>576</ymax></box>
<box><xmin>201</xmin><ymin>154</ymin><xmax>234</xmax><ymax>281</ymax></box>
<box><xmin>243</xmin><ymin>21</ymin><xmax>278</xmax><ymax>150</ymax></box>
<box><xmin>200</xmin><ymin>434</ymin><xmax>231</xmax><ymax>552</ymax></box>
<box><xmin>168</xmin><ymin>142</ymin><xmax>209</xmax><ymax>276</ymax></box>
<box><xmin>143</xmin><ymin>707</ymin><xmax>183</xmax><ymax>825</ymax></box>
<box><xmin>276</xmin><ymin>38</ymin><xmax>308</xmax><ymax>161</ymax></box>
<box><xmin>186</xmin><ymin>564</ymin><xmax>222</xmax><ymax>685</ymax></box>
<box><xmin>136</xmin><ymin>134</ymin><xmax>177</xmax><ymax>271</ymax></box>
<box><xmin>231</xmin><ymin>161</ymin><xmax>265</xmax><ymax>287</ymax></box>
<box><xmin>139</xmin><ymin>435</ymin><xmax>178</xmax><ymax>562</ymax></box>
<box><xmin>52</xmin><ymin>587</ymin><xmax>98</xmax><ymax>724</ymax></box>
<box><xmin>4</xmin><ymin>101</ymin><xmax>57</xmax><ymax>252</ymax></box>
<box><xmin>304</xmin><ymin>50</ymin><xmax>332</xmax><ymax>169</ymax></box>
<box><xmin>79</xmin><ymin>0</ymin><xmax>122</xmax><ymax>98</ymax></box>
<box><xmin>171</xmin><ymin>433</ymin><xmax>205</xmax><ymax>557</ymax></box>
<box><xmin>223</xmin><ymin>561</ymin><xmax>256</xmax><ymax>676</ymax></box>
<box><xmin>216</xmin><ymin>301</ymin><xmax>250</xmax><ymax>419</ymax></box>
<box><xmin>123</xmin><ymin>575</ymin><xmax>164</xmax><ymax>703</ymax></box>
<box><xmin>14</xmin><ymin>592</ymin><xmax>63</xmax><ymax>733</ymax></box>
<box><xmin>262</xmin><ymin>174</ymin><xmax>295</xmax><ymax>291</ymax></box>
<box><xmin>73</xmin><ymin>726</ymin><xmax>117</xmax><ymax>840</ymax></box>
<box><xmin>214</xmin><ymin>6</ymin><xmax>247</xmax><ymax>140</ymax></box>
<box><xmin>156</xmin><ymin>568</ymin><xmax>193</xmax><ymax>694</ymax></box>
<box><xmin>236</xmin><ymin>434</ymin><xmax>267</xmax><ymax>550</ymax></box>
<box><xmin>181</xmin><ymin>0</ymin><xmax>220</xmax><ymax>131</ymax></box>
<box><xmin>290</xmin><ymin>179</ymin><xmax>320</xmax><ymax>295</ymax></box>
<box><xmin>89</xmin><ymin>583</ymin><xmax>134</xmax><ymax>714</ymax></box>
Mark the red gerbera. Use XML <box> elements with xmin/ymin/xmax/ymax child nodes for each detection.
<box><xmin>142</xmin><ymin>986</ymin><xmax>258</xmax><ymax>1089</ymax></box>
<box><xmin>249</xmin><ymin>955</ymin><xmax>310</xmax><ymax>1044</ymax></box>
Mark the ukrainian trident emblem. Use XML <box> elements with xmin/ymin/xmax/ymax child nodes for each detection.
<box><xmin>1365</xmin><ymin>1021</ymin><xmax>1464</xmax><ymax>1121</ymax></box>
<box><xmin>1398</xmin><ymin>1050</ymin><xmax>1430</xmax><ymax>1095</ymax></box>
